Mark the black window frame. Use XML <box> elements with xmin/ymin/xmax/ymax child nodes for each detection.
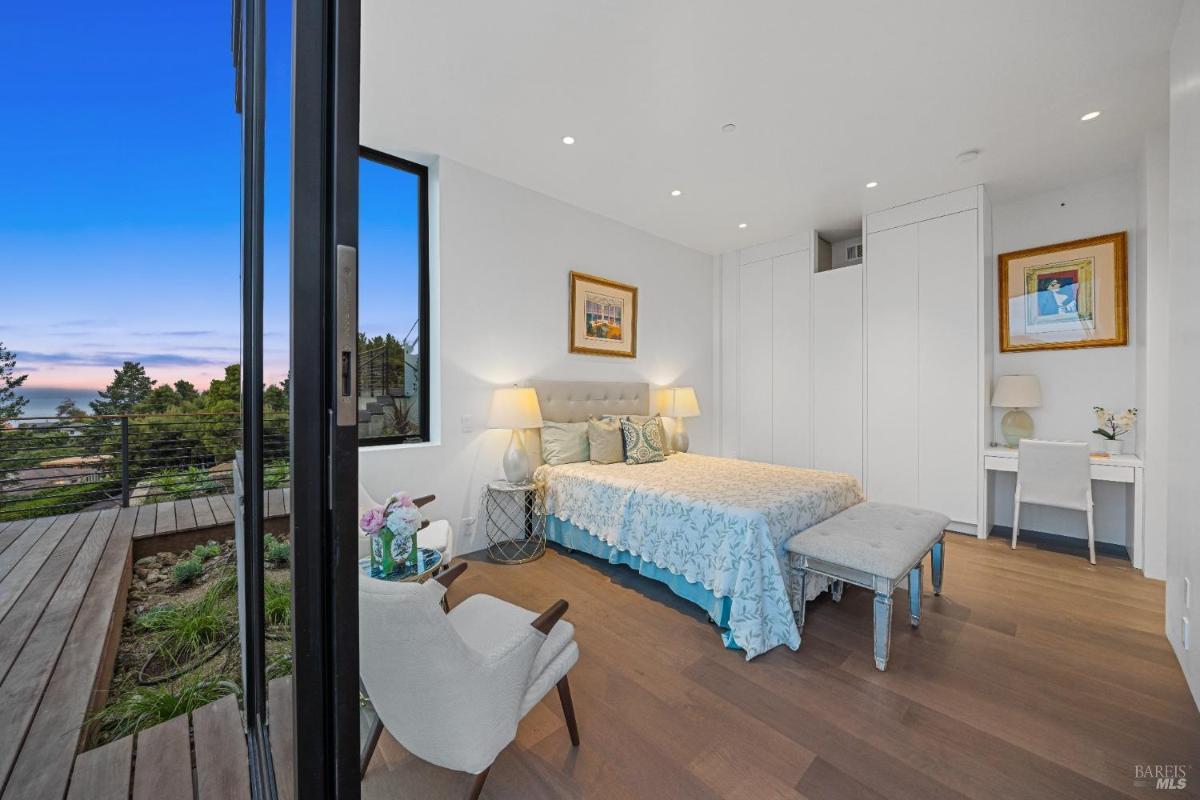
<box><xmin>356</xmin><ymin>146</ymin><xmax>431</xmax><ymax>447</ymax></box>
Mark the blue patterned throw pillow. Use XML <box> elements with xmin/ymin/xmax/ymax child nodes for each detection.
<box><xmin>620</xmin><ymin>416</ymin><xmax>666</xmax><ymax>464</ymax></box>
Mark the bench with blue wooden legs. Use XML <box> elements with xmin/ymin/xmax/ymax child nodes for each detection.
<box><xmin>784</xmin><ymin>502</ymin><xmax>949</xmax><ymax>671</ymax></box>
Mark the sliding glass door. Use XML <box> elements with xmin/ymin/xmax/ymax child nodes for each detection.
<box><xmin>236</xmin><ymin>0</ymin><xmax>361</xmax><ymax>795</ymax></box>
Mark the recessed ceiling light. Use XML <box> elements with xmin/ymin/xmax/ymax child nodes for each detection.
<box><xmin>671</xmin><ymin>189</ymin><xmax>682</xmax><ymax>197</ymax></box>
<box><xmin>722</xmin><ymin>123</ymin><xmax>737</xmax><ymax>133</ymax></box>
<box><xmin>1080</xmin><ymin>111</ymin><xmax>1101</xmax><ymax>121</ymax></box>
<box><xmin>561</xmin><ymin>135</ymin><xmax>576</xmax><ymax>144</ymax></box>
<box><xmin>865</xmin><ymin>181</ymin><xmax>879</xmax><ymax>189</ymax></box>
<box><xmin>738</xmin><ymin>222</ymin><xmax>748</xmax><ymax>229</ymax></box>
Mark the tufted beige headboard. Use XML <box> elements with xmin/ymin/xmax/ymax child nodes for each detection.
<box><xmin>526</xmin><ymin>380</ymin><xmax>651</xmax><ymax>467</ymax></box>
<box><xmin>530</xmin><ymin>379</ymin><xmax>650</xmax><ymax>423</ymax></box>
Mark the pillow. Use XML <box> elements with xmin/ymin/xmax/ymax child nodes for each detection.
<box><xmin>621</xmin><ymin>417</ymin><xmax>666</xmax><ymax>464</ymax></box>
<box><xmin>624</xmin><ymin>414</ymin><xmax>672</xmax><ymax>455</ymax></box>
<box><xmin>541</xmin><ymin>421</ymin><xmax>589</xmax><ymax>465</ymax></box>
<box><xmin>587</xmin><ymin>417</ymin><xmax>624</xmax><ymax>464</ymax></box>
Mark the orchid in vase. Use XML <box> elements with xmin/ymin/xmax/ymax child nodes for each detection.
<box><xmin>1092</xmin><ymin>406</ymin><xmax>1137</xmax><ymax>454</ymax></box>
<box><xmin>359</xmin><ymin>492</ymin><xmax>423</xmax><ymax>577</ymax></box>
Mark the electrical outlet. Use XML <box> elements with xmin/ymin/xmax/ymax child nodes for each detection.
<box><xmin>461</xmin><ymin>415</ymin><xmax>473</xmax><ymax>433</ymax></box>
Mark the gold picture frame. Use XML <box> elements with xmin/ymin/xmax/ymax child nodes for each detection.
<box><xmin>998</xmin><ymin>231</ymin><xmax>1127</xmax><ymax>353</ymax></box>
<box><xmin>568</xmin><ymin>271</ymin><xmax>638</xmax><ymax>358</ymax></box>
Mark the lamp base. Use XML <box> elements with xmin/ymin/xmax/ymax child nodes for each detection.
<box><xmin>670</xmin><ymin>417</ymin><xmax>690</xmax><ymax>453</ymax></box>
<box><xmin>1000</xmin><ymin>408</ymin><xmax>1034</xmax><ymax>447</ymax></box>
<box><xmin>502</xmin><ymin>429</ymin><xmax>532</xmax><ymax>484</ymax></box>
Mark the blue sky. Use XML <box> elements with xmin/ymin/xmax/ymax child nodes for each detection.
<box><xmin>1</xmin><ymin>2</ymin><xmax>421</xmax><ymax>415</ymax></box>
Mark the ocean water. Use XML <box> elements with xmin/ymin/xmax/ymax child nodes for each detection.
<box><xmin>15</xmin><ymin>387</ymin><xmax>102</xmax><ymax>420</ymax></box>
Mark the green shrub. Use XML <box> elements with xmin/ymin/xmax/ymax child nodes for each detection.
<box><xmin>152</xmin><ymin>466</ymin><xmax>222</xmax><ymax>501</ymax></box>
<box><xmin>135</xmin><ymin>591</ymin><xmax>234</xmax><ymax>664</ymax></box>
<box><xmin>264</xmin><ymin>459</ymin><xmax>290</xmax><ymax>489</ymax></box>
<box><xmin>192</xmin><ymin>541</ymin><xmax>221</xmax><ymax>562</ymax></box>
<box><xmin>170</xmin><ymin>557</ymin><xmax>203</xmax><ymax>586</ymax></box>
<box><xmin>264</xmin><ymin>533</ymin><xmax>290</xmax><ymax>566</ymax></box>
<box><xmin>264</xmin><ymin>577</ymin><xmax>291</xmax><ymax>627</ymax></box>
<box><xmin>207</xmin><ymin>569</ymin><xmax>238</xmax><ymax>600</ymax></box>
<box><xmin>91</xmin><ymin>676</ymin><xmax>238</xmax><ymax>741</ymax></box>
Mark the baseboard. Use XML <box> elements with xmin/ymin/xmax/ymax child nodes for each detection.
<box><xmin>988</xmin><ymin>525</ymin><xmax>1130</xmax><ymax>561</ymax></box>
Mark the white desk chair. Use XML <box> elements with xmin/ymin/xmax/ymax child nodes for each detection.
<box><xmin>1012</xmin><ymin>440</ymin><xmax>1095</xmax><ymax>564</ymax></box>
<box><xmin>359</xmin><ymin>563</ymin><xmax>580</xmax><ymax>799</ymax></box>
<box><xmin>358</xmin><ymin>483</ymin><xmax>454</xmax><ymax>565</ymax></box>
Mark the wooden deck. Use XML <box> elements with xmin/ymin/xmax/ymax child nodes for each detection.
<box><xmin>0</xmin><ymin>489</ymin><xmax>290</xmax><ymax>800</ymax></box>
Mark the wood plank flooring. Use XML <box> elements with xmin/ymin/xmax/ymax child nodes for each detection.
<box><xmin>362</xmin><ymin>535</ymin><xmax>1200</xmax><ymax>800</ymax></box>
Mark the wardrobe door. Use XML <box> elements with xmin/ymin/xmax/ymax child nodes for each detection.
<box><xmin>738</xmin><ymin>258</ymin><xmax>774</xmax><ymax>462</ymax></box>
<box><xmin>771</xmin><ymin>250</ymin><xmax>812</xmax><ymax>468</ymax></box>
<box><xmin>918</xmin><ymin>210</ymin><xmax>979</xmax><ymax>524</ymax></box>
<box><xmin>812</xmin><ymin>264</ymin><xmax>863</xmax><ymax>481</ymax></box>
<box><xmin>865</xmin><ymin>223</ymin><xmax>919</xmax><ymax>504</ymax></box>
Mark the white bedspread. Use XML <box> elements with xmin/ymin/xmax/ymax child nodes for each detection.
<box><xmin>534</xmin><ymin>452</ymin><xmax>864</xmax><ymax>658</ymax></box>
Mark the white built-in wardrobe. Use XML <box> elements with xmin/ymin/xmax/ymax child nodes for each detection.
<box><xmin>718</xmin><ymin>186</ymin><xmax>990</xmax><ymax>534</ymax></box>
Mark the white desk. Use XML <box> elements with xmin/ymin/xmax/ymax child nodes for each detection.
<box><xmin>983</xmin><ymin>446</ymin><xmax>1145</xmax><ymax>568</ymax></box>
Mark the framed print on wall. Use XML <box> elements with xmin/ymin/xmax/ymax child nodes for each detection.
<box><xmin>998</xmin><ymin>231</ymin><xmax>1127</xmax><ymax>352</ymax></box>
<box><xmin>569</xmin><ymin>271</ymin><xmax>638</xmax><ymax>358</ymax></box>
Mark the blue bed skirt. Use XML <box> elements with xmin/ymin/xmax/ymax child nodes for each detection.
<box><xmin>545</xmin><ymin>515</ymin><xmax>740</xmax><ymax>650</ymax></box>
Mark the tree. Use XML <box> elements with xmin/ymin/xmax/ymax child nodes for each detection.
<box><xmin>90</xmin><ymin>361</ymin><xmax>156</xmax><ymax>416</ymax></box>
<box><xmin>173</xmin><ymin>380</ymin><xmax>199</xmax><ymax>402</ymax></box>
<box><xmin>204</xmin><ymin>365</ymin><xmax>241</xmax><ymax>411</ymax></box>
<box><xmin>55</xmin><ymin>397</ymin><xmax>84</xmax><ymax>419</ymax></box>
<box><xmin>263</xmin><ymin>383</ymin><xmax>288</xmax><ymax>413</ymax></box>
<box><xmin>138</xmin><ymin>384</ymin><xmax>179</xmax><ymax>414</ymax></box>
<box><xmin>0</xmin><ymin>342</ymin><xmax>29</xmax><ymax>422</ymax></box>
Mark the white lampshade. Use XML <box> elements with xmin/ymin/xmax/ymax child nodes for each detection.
<box><xmin>991</xmin><ymin>375</ymin><xmax>1042</xmax><ymax>409</ymax></box>
<box><xmin>487</xmin><ymin>386</ymin><xmax>544</xmax><ymax>429</ymax></box>
<box><xmin>662</xmin><ymin>387</ymin><xmax>701</xmax><ymax>418</ymax></box>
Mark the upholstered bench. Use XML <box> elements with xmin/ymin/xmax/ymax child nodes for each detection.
<box><xmin>784</xmin><ymin>502</ymin><xmax>949</xmax><ymax>671</ymax></box>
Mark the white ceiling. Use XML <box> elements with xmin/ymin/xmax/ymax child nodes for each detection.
<box><xmin>361</xmin><ymin>0</ymin><xmax>1181</xmax><ymax>255</ymax></box>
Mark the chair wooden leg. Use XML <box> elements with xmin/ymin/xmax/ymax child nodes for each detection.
<box><xmin>468</xmin><ymin>766</ymin><xmax>492</xmax><ymax>800</ymax></box>
<box><xmin>556</xmin><ymin>675</ymin><xmax>581</xmax><ymax>746</ymax></box>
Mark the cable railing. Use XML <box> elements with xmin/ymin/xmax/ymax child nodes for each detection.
<box><xmin>0</xmin><ymin>413</ymin><xmax>289</xmax><ymax>522</ymax></box>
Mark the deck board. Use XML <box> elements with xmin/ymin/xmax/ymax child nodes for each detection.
<box><xmin>173</xmin><ymin>498</ymin><xmax>197</xmax><ymax>531</ymax></box>
<box><xmin>210</xmin><ymin>494</ymin><xmax>234</xmax><ymax>526</ymax></box>
<box><xmin>131</xmin><ymin>715</ymin><xmax>193</xmax><ymax>800</ymax></box>
<box><xmin>133</xmin><ymin>504</ymin><xmax>158</xmax><ymax>539</ymax></box>
<box><xmin>269</xmin><ymin>676</ymin><xmax>295</xmax><ymax>800</ymax></box>
<box><xmin>193</xmin><ymin>694</ymin><xmax>251</xmax><ymax>800</ymax></box>
<box><xmin>66</xmin><ymin>735</ymin><xmax>132</xmax><ymax>800</ymax></box>
<box><xmin>0</xmin><ymin>519</ymin><xmax>34</xmax><ymax>560</ymax></box>
<box><xmin>191</xmin><ymin>496</ymin><xmax>217</xmax><ymax>530</ymax></box>
<box><xmin>0</xmin><ymin>515</ymin><xmax>60</xmax><ymax>583</ymax></box>
<box><xmin>0</xmin><ymin>510</ymin><xmax>114</xmax><ymax>799</ymax></box>
<box><xmin>155</xmin><ymin>499</ymin><xmax>177</xmax><ymax>533</ymax></box>
<box><xmin>0</xmin><ymin>515</ymin><xmax>70</xmax><ymax>622</ymax></box>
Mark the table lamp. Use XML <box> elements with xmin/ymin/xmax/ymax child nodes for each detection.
<box><xmin>991</xmin><ymin>375</ymin><xmax>1041</xmax><ymax>447</ymax></box>
<box><xmin>488</xmin><ymin>386</ymin><xmax>544</xmax><ymax>484</ymax></box>
<box><xmin>662</xmin><ymin>387</ymin><xmax>700</xmax><ymax>453</ymax></box>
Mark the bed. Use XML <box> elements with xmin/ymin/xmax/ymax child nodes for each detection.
<box><xmin>528</xmin><ymin>380</ymin><xmax>864</xmax><ymax>659</ymax></box>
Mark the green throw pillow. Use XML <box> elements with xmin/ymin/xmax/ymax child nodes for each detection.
<box><xmin>587</xmin><ymin>417</ymin><xmax>624</xmax><ymax>464</ymax></box>
<box><xmin>541</xmin><ymin>421</ymin><xmax>589</xmax><ymax>465</ymax></box>
<box><xmin>621</xmin><ymin>417</ymin><xmax>666</xmax><ymax>464</ymax></box>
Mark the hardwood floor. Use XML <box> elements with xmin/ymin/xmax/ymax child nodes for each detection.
<box><xmin>361</xmin><ymin>535</ymin><xmax>1200</xmax><ymax>800</ymax></box>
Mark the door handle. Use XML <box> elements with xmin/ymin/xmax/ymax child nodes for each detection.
<box><xmin>336</xmin><ymin>244</ymin><xmax>357</xmax><ymax>426</ymax></box>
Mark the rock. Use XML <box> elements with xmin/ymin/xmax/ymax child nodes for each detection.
<box><xmin>145</xmin><ymin>571</ymin><xmax>162</xmax><ymax>584</ymax></box>
<box><xmin>135</xmin><ymin>556</ymin><xmax>157</xmax><ymax>568</ymax></box>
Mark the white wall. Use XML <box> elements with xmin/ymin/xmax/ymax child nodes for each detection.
<box><xmin>1138</xmin><ymin>127</ymin><xmax>1171</xmax><ymax>579</ymax></box>
<box><xmin>988</xmin><ymin>172</ymin><xmax>1141</xmax><ymax>545</ymax></box>
<box><xmin>1165</xmin><ymin>0</ymin><xmax>1200</xmax><ymax>710</ymax></box>
<box><xmin>358</xmin><ymin>158</ymin><xmax>715</xmax><ymax>554</ymax></box>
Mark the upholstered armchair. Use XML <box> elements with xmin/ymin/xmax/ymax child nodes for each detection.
<box><xmin>358</xmin><ymin>563</ymin><xmax>580</xmax><ymax>799</ymax></box>
<box><xmin>357</xmin><ymin>483</ymin><xmax>455</xmax><ymax>564</ymax></box>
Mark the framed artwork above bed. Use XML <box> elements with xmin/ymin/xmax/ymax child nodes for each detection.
<box><xmin>569</xmin><ymin>271</ymin><xmax>638</xmax><ymax>358</ymax></box>
<box><xmin>998</xmin><ymin>231</ymin><xmax>1127</xmax><ymax>352</ymax></box>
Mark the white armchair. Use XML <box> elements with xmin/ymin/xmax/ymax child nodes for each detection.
<box><xmin>358</xmin><ymin>563</ymin><xmax>580</xmax><ymax>799</ymax></box>
<box><xmin>358</xmin><ymin>483</ymin><xmax>455</xmax><ymax>565</ymax></box>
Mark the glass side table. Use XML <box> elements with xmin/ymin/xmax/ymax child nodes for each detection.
<box><xmin>483</xmin><ymin>480</ymin><xmax>546</xmax><ymax>564</ymax></box>
<box><xmin>358</xmin><ymin>546</ymin><xmax>442</xmax><ymax>583</ymax></box>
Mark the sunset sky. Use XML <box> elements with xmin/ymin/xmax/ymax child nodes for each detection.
<box><xmin>1</xmin><ymin>2</ymin><xmax>420</xmax><ymax>416</ymax></box>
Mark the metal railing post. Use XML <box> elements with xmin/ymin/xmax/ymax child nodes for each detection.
<box><xmin>120</xmin><ymin>416</ymin><xmax>130</xmax><ymax>507</ymax></box>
